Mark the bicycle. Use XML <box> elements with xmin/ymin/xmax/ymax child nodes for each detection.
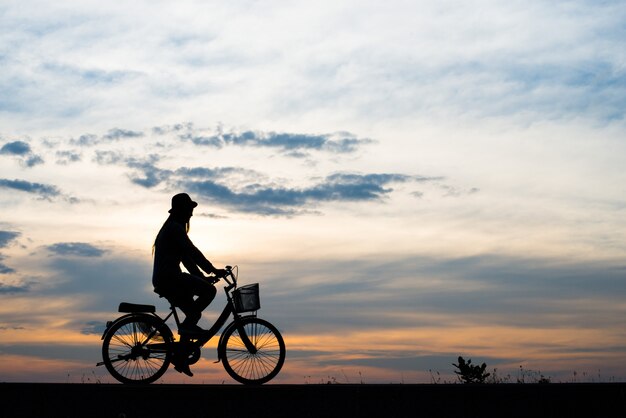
<box><xmin>96</xmin><ymin>266</ymin><xmax>286</xmax><ymax>385</ymax></box>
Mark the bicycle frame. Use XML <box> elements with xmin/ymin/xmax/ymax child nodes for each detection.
<box><xmin>99</xmin><ymin>267</ymin><xmax>257</xmax><ymax>363</ymax></box>
<box><xmin>160</xmin><ymin>287</ymin><xmax>254</xmax><ymax>352</ymax></box>
<box><xmin>178</xmin><ymin>269</ymin><xmax>257</xmax><ymax>354</ymax></box>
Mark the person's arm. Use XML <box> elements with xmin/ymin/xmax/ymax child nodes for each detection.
<box><xmin>174</xmin><ymin>225</ymin><xmax>217</xmax><ymax>275</ymax></box>
<box><xmin>181</xmin><ymin>254</ymin><xmax>205</xmax><ymax>277</ymax></box>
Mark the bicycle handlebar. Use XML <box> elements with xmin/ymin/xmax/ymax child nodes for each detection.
<box><xmin>205</xmin><ymin>265</ymin><xmax>238</xmax><ymax>291</ymax></box>
<box><xmin>220</xmin><ymin>265</ymin><xmax>237</xmax><ymax>291</ymax></box>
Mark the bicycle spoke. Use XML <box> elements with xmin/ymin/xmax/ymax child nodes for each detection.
<box><xmin>102</xmin><ymin>316</ymin><xmax>172</xmax><ymax>384</ymax></box>
<box><xmin>221</xmin><ymin>318</ymin><xmax>285</xmax><ymax>384</ymax></box>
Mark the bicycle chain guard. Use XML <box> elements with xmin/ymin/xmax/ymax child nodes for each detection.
<box><xmin>186</xmin><ymin>346</ymin><xmax>201</xmax><ymax>365</ymax></box>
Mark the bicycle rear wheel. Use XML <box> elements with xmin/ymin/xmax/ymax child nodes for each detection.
<box><xmin>219</xmin><ymin>317</ymin><xmax>286</xmax><ymax>385</ymax></box>
<box><xmin>102</xmin><ymin>315</ymin><xmax>173</xmax><ymax>384</ymax></box>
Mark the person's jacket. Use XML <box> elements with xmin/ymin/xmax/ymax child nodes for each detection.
<box><xmin>152</xmin><ymin>219</ymin><xmax>215</xmax><ymax>293</ymax></box>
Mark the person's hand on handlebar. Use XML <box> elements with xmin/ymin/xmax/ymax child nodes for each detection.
<box><xmin>203</xmin><ymin>269</ymin><xmax>226</xmax><ymax>284</ymax></box>
<box><xmin>213</xmin><ymin>268</ymin><xmax>229</xmax><ymax>279</ymax></box>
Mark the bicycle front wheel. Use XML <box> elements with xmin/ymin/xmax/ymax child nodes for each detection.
<box><xmin>219</xmin><ymin>317</ymin><xmax>286</xmax><ymax>385</ymax></box>
<box><xmin>102</xmin><ymin>315</ymin><xmax>173</xmax><ymax>384</ymax></box>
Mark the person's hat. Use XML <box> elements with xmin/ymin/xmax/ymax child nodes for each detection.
<box><xmin>169</xmin><ymin>193</ymin><xmax>198</xmax><ymax>213</ymax></box>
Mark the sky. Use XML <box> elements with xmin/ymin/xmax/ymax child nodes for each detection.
<box><xmin>1</xmin><ymin>0</ymin><xmax>626</xmax><ymax>384</ymax></box>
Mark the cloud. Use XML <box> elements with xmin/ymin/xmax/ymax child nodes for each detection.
<box><xmin>178</xmin><ymin>171</ymin><xmax>432</xmax><ymax>215</ymax></box>
<box><xmin>0</xmin><ymin>281</ymin><xmax>31</xmax><ymax>293</ymax></box>
<box><xmin>0</xmin><ymin>231</ymin><xmax>20</xmax><ymax>248</ymax></box>
<box><xmin>92</xmin><ymin>152</ymin><xmax>173</xmax><ymax>188</ymax></box>
<box><xmin>91</xmin><ymin>145</ymin><xmax>442</xmax><ymax>215</ymax></box>
<box><xmin>0</xmin><ymin>141</ymin><xmax>44</xmax><ymax>167</ymax></box>
<box><xmin>70</xmin><ymin>128</ymin><xmax>144</xmax><ymax>147</ymax></box>
<box><xmin>46</xmin><ymin>242</ymin><xmax>107</xmax><ymax>258</ymax></box>
<box><xmin>179</xmin><ymin>128</ymin><xmax>374</xmax><ymax>155</ymax></box>
<box><xmin>43</xmin><ymin>253</ymin><xmax>155</xmax><ymax>312</ymax></box>
<box><xmin>2</xmin><ymin>1</ymin><xmax>625</xmax><ymax>128</ymax></box>
<box><xmin>317</xmin><ymin>353</ymin><xmax>508</xmax><ymax>375</ymax></box>
<box><xmin>242</xmin><ymin>253</ymin><xmax>626</xmax><ymax>363</ymax></box>
<box><xmin>0</xmin><ymin>256</ymin><xmax>16</xmax><ymax>274</ymax></box>
<box><xmin>439</xmin><ymin>185</ymin><xmax>480</xmax><ymax>198</ymax></box>
<box><xmin>102</xmin><ymin>128</ymin><xmax>144</xmax><ymax>141</ymax></box>
<box><xmin>80</xmin><ymin>320</ymin><xmax>107</xmax><ymax>335</ymax></box>
<box><xmin>0</xmin><ymin>179</ymin><xmax>60</xmax><ymax>200</ymax></box>
<box><xmin>93</xmin><ymin>150</ymin><xmax>124</xmax><ymax>165</ymax></box>
<box><xmin>174</xmin><ymin>166</ymin><xmax>261</xmax><ymax>181</ymax></box>
<box><xmin>0</xmin><ymin>231</ymin><xmax>20</xmax><ymax>274</ymax></box>
<box><xmin>125</xmin><ymin>155</ymin><xmax>172</xmax><ymax>188</ymax></box>
<box><xmin>0</xmin><ymin>141</ymin><xmax>31</xmax><ymax>156</ymax></box>
<box><xmin>152</xmin><ymin>123</ymin><xmax>193</xmax><ymax>135</ymax></box>
<box><xmin>0</xmin><ymin>250</ymin><xmax>155</xmax><ymax>333</ymax></box>
<box><xmin>23</xmin><ymin>155</ymin><xmax>44</xmax><ymax>167</ymax></box>
<box><xmin>70</xmin><ymin>134</ymin><xmax>98</xmax><ymax>147</ymax></box>
<box><xmin>0</xmin><ymin>343</ymin><xmax>97</xmax><ymax>362</ymax></box>
<box><xmin>40</xmin><ymin>62</ymin><xmax>137</xmax><ymax>86</ymax></box>
<box><xmin>55</xmin><ymin>150</ymin><xmax>81</xmax><ymax>165</ymax></box>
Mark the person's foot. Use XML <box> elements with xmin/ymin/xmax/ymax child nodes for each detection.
<box><xmin>173</xmin><ymin>361</ymin><xmax>194</xmax><ymax>377</ymax></box>
<box><xmin>179</xmin><ymin>323</ymin><xmax>207</xmax><ymax>335</ymax></box>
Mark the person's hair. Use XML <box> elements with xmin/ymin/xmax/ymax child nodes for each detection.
<box><xmin>152</xmin><ymin>214</ymin><xmax>190</xmax><ymax>256</ymax></box>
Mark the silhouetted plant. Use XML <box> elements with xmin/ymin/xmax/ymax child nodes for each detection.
<box><xmin>429</xmin><ymin>369</ymin><xmax>442</xmax><ymax>384</ymax></box>
<box><xmin>453</xmin><ymin>356</ymin><xmax>491</xmax><ymax>384</ymax></box>
<box><xmin>486</xmin><ymin>367</ymin><xmax>512</xmax><ymax>384</ymax></box>
<box><xmin>517</xmin><ymin>365</ymin><xmax>551</xmax><ymax>384</ymax></box>
<box><xmin>537</xmin><ymin>375</ymin><xmax>551</xmax><ymax>384</ymax></box>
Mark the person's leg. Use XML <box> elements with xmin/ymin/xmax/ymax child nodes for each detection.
<box><xmin>175</xmin><ymin>294</ymin><xmax>200</xmax><ymax>328</ymax></box>
<box><xmin>161</xmin><ymin>291</ymin><xmax>196</xmax><ymax>376</ymax></box>
<box><xmin>178</xmin><ymin>273</ymin><xmax>216</xmax><ymax>328</ymax></box>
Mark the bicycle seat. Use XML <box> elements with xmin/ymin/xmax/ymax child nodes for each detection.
<box><xmin>118</xmin><ymin>302</ymin><xmax>156</xmax><ymax>313</ymax></box>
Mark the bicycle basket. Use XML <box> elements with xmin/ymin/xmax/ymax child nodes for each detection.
<box><xmin>233</xmin><ymin>283</ymin><xmax>260</xmax><ymax>313</ymax></box>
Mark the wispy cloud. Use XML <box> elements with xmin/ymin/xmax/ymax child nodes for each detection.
<box><xmin>105</xmin><ymin>156</ymin><xmax>411</xmax><ymax>215</ymax></box>
<box><xmin>179</xmin><ymin>128</ymin><xmax>374</xmax><ymax>156</ymax></box>
<box><xmin>93</xmin><ymin>150</ymin><xmax>123</xmax><ymax>165</ymax></box>
<box><xmin>260</xmin><ymin>253</ymin><xmax>626</xmax><ymax>337</ymax></box>
<box><xmin>55</xmin><ymin>150</ymin><xmax>81</xmax><ymax>165</ymax></box>
<box><xmin>102</xmin><ymin>128</ymin><xmax>144</xmax><ymax>141</ymax></box>
<box><xmin>40</xmin><ymin>62</ymin><xmax>136</xmax><ymax>86</ymax></box>
<box><xmin>70</xmin><ymin>134</ymin><xmax>99</xmax><ymax>147</ymax></box>
<box><xmin>46</xmin><ymin>242</ymin><xmax>106</xmax><ymax>258</ymax></box>
<box><xmin>42</xmin><ymin>252</ymin><xmax>153</xmax><ymax>311</ymax></box>
<box><xmin>177</xmin><ymin>172</ymin><xmax>433</xmax><ymax>215</ymax></box>
<box><xmin>0</xmin><ymin>179</ymin><xmax>60</xmax><ymax>200</ymax></box>
<box><xmin>1</xmin><ymin>1</ymin><xmax>625</xmax><ymax>126</ymax></box>
<box><xmin>125</xmin><ymin>155</ymin><xmax>172</xmax><ymax>188</ymax></box>
<box><xmin>151</xmin><ymin>123</ymin><xmax>192</xmax><ymax>136</ymax></box>
<box><xmin>94</xmin><ymin>152</ymin><xmax>173</xmax><ymax>188</ymax></box>
<box><xmin>0</xmin><ymin>231</ymin><xmax>20</xmax><ymax>274</ymax></box>
<box><xmin>70</xmin><ymin>128</ymin><xmax>144</xmax><ymax>147</ymax></box>
<box><xmin>0</xmin><ymin>282</ymin><xmax>31</xmax><ymax>293</ymax></box>
<box><xmin>0</xmin><ymin>255</ymin><xmax>16</xmax><ymax>274</ymax></box>
<box><xmin>85</xmin><ymin>128</ymin><xmax>440</xmax><ymax>215</ymax></box>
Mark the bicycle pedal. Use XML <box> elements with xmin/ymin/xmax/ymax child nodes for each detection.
<box><xmin>173</xmin><ymin>363</ymin><xmax>194</xmax><ymax>377</ymax></box>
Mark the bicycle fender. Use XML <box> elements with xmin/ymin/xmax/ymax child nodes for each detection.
<box><xmin>101</xmin><ymin>313</ymin><xmax>135</xmax><ymax>340</ymax></box>
<box><xmin>100</xmin><ymin>313</ymin><xmax>165</xmax><ymax>340</ymax></box>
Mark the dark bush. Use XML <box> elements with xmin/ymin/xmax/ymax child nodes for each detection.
<box><xmin>453</xmin><ymin>356</ymin><xmax>491</xmax><ymax>384</ymax></box>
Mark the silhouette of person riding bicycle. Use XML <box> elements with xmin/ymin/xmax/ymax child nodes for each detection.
<box><xmin>97</xmin><ymin>193</ymin><xmax>286</xmax><ymax>384</ymax></box>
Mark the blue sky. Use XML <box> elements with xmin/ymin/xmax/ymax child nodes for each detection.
<box><xmin>1</xmin><ymin>0</ymin><xmax>626</xmax><ymax>383</ymax></box>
